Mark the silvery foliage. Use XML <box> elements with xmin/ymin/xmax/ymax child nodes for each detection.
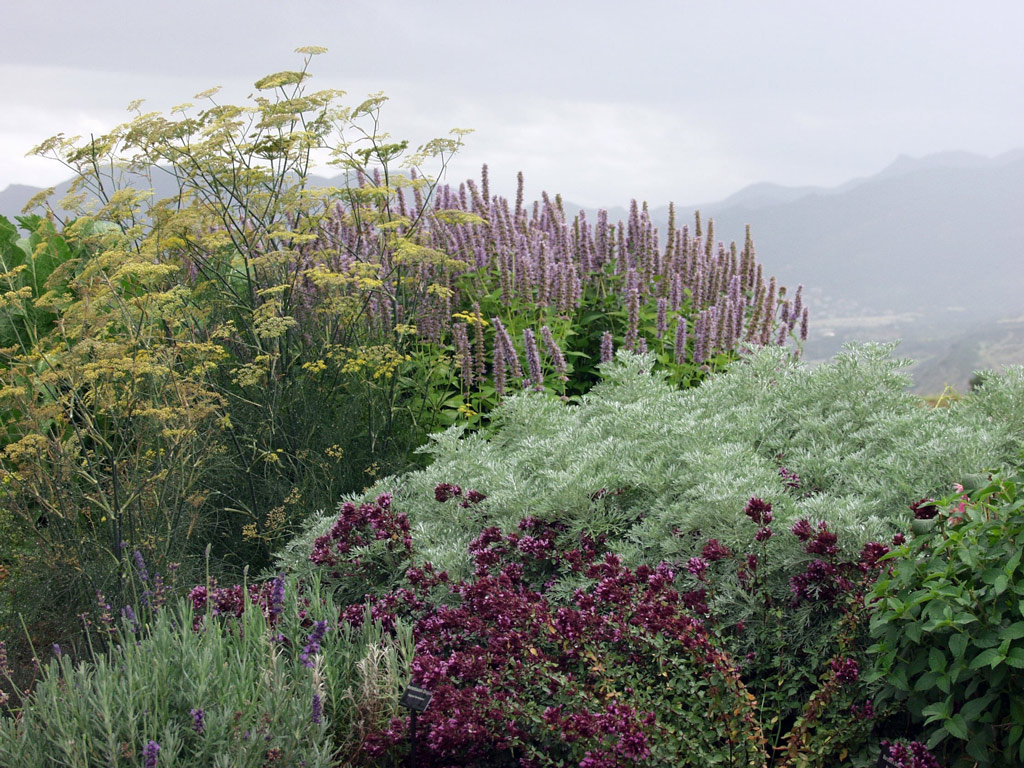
<box><xmin>277</xmin><ymin>343</ymin><xmax>1024</xmax><ymax>587</ymax></box>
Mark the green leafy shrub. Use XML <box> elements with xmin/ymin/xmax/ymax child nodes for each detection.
<box><xmin>0</xmin><ymin>572</ymin><xmax>412</xmax><ymax>767</ymax></box>
<box><xmin>868</xmin><ymin>467</ymin><xmax>1024</xmax><ymax>767</ymax></box>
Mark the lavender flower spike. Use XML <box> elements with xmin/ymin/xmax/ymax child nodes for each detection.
<box><xmin>523</xmin><ymin>328</ymin><xmax>544</xmax><ymax>389</ymax></box>
<box><xmin>540</xmin><ymin>326</ymin><xmax>568</xmax><ymax>381</ymax></box>
<box><xmin>673</xmin><ymin>317</ymin><xmax>687</xmax><ymax>365</ymax></box>
<box><xmin>143</xmin><ymin>740</ymin><xmax>160</xmax><ymax>768</ymax></box>
<box><xmin>190</xmin><ymin>707</ymin><xmax>205</xmax><ymax>734</ymax></box>
<box><xmin>600</xmin><ymin>331</ymin><xmax>614</xmax><ymax>364</ymax></box>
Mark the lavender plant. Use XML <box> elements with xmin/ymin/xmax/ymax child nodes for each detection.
<box><xmin>0</xmin><ymin>572</ymin><xmax>413</xmax><ymax>767</ymax></box>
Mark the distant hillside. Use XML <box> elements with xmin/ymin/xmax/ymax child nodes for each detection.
<box><xmin>645</xmin><ymin>149</ymin><xmax>1024</xmax><ymax>326</ymax></box>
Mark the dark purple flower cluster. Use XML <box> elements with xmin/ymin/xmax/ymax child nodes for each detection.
<box><xmin>309</xmin><ymin>493</ymin><xmax>411</xmax><ymax>568</ymax></box>
<box><xmin>830</xmin><ymin>656</ymin><xmax>859</xmax><ymax>684</ymax></box>
<box><xmin>434</xmin><ymin>483</ymin><xmax>461</xmax><ymax>502</ymax></box>
<box><xmin>879</xmin><ymin>740</ymin><xmax>942</xmax><ymax>768</ymax></box>
<box><xmin>743</xmin><ymin>497</ymin><xmax>773</xmax><ymax>525</ymax></box>
<box><xmin>790</xmin><ymin>559</ymin><xmax>850</xmax><ymax>606</ymax></box>
<box><xmin>187</xmin><ymin>574</ymin><xmax>297</xmax><ymax>632</ymax></box>
<box><xmin>788</xmin><ymin>519</ymin><xmax>893</xmax><ymax>607</ymax></box>
<box><xmin>910</xmin><ymin>497</ymin><xmax>939</xmax><ymax>520</ymax></box>
<box><xmin>188</xmin><ymin>583</ymin><xmax>245</xmax><ymax>619</ymax></box>
<box><xmin>247</xmin><ymin>573</ymin><xmax>287</xmax><ymax>627</ymax></box>
<box><xmin>858</xmin><ymin>541</ymin><xmax>891</xmax><ymax>570</ymax></box>
<box><xmin>701</xmin><ymin>539</ymin><xmax>731</xmax><ymax>561</ymax></box>
<box><xmin>190</xmin><ymin>707</ymin><xmax>205</xmax><ymax>734</ymax></box>
<box><xmin>435</xmin><ymin>483</ymin><xmax>487</xmax><ymax>508</ymax></box>
<box><xmin>778</xmin><ymin>466</ymin><xmax>801</xmax><ymax>490</ymax></box>
<box><xmin>850</xmin><ymin>699</ymin><xmax>874</xmax><ymax>720</ymax></box>
<box><xmin>686</xmin><ymin>556</ymin><xmax>709</xmax><ymax>581</ymax></box>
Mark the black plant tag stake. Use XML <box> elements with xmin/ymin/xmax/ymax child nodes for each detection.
<box><xmin>400</xmin><ymin>685</ymin><xmax>432</xmax><ymax>768</ymax></box>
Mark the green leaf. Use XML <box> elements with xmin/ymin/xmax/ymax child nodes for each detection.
<box><xmin>946</xmin><ymin>713</ymin><xmax>969</xmax><ymax>741</ymax></box>
<box><xmin>960</xmin><ymin>694</ymin><xmax>995</xmax><ymax>722</ymax></box>
<box><xmin>913</xmin><ymin>671</ymin><xmax>939</xmax><ymax>692</ymax></box>
<box><xmin>949</xmin><ymin>632</ymin><xmax>969</xmax><ymax>658</ymax></box>
<box><xmin>922</xmin><ymin>700</ymin><xmax>951</xmax><ymax>723</ymax></box>
<box><xmin>1007</xmin><ymin>549</ymin><xmax>1022</xmax><ymax>576</ymax></box>
<box><xmin>966</xmin><ymin>729</ymin><xmax>991</xmax><ymax>763</ymax></box>
<box><xmin>970</xmin><ymin>648</ymin><xmax>1004</xmax><ymax>669</ymax></box>
<box><xmin>995</xmin><ymin>574</ymin><xmax>1010</xmax><ymax>594</ymax></box>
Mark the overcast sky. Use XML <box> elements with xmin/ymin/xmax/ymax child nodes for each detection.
<box><xmin>2</xmin><ymin>0</ymin><xmax>1022</xmax><ymax>207</ymax></box>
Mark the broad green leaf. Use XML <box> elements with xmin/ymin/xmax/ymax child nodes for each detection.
<box><xmin>949</xmin><ymin>633</ymin><xmax>969</xmax><ymax>659</ymax></box>
<box><xmin>970</xmin><ymin>648</ymin><xmax>1004</xmax><ymax>669</ymax></box>
<box><xmin>946</xmin><ymin>714</ymin><xmax>969</xmax><ymax>741</ymax></box>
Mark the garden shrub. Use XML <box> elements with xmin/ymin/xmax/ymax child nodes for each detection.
<box><xmin>281</xmin><ymin>345</ymin><xmax>1024</xmax><ymax>596</ymax></box>
<box><xmin>868</xmin><ymin>466</ymin><xmax>1024</xmax><ymax>767</ymax></box>
<box><xmin>296</xmin><ymin>498</ymin><xmax>768</xmax><ymax>766</ymax></box>
<box><xmin>0</xmin><ymin>570</ymin><xmax>412</xmax><ymax>767</ymax></box>
<box><xmin>0</xmin><ymin>212</ymin><xmax>228</xmax><ymax>661</ymax></box>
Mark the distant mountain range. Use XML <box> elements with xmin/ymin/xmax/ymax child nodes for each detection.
<box><xmin>653</xmin><ymin>148</ymin><xmax>1024</xmax><ymax>324</ymax></box>
<box><xmin>4</xmin><ymin>149</ymin><xmax>1023</xmax><ymax>392</ymax></box>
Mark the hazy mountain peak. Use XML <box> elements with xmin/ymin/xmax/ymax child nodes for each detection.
<box><xmin>879</xmin><ymin>150</ymin><xmax>991</xmax><ymax>177</ymax></box>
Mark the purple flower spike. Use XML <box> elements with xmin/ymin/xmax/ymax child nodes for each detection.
<box><xmin>301</xmin><ymin>620</ymin><xmax>329</xmax><ymax>667</ymax></box>
<box><xmin>600</xmin><ymin>331</ymin><xmax>614</xmax><ymax>364</ymax></box>
<box><xmin>143</xmin><ymin>740</ymin><xmax>160</xmax><ymax>768</ymax></box>
<box><xmin>133</xmin><ymin>550</ymin><xmax>149</xmax><ymax>583</ymax></box>
<box><xmin>269</xmin><ymin>574</ymin><xmax>285</xmax><ymax>624</ymax></box>
<box><xmin>523</xmin><ymin>328</ymin><xmax>544</xmax><ymax>389</ymax></box>
<box><xmin>540</xmin><ymin>325</ymin><xmax>568</xmax><ymax>381</ymax></box>
<box><xmin>673</xmin><ymin>317</ymin><xmax>687</xmax><ymax>365</ymax></box>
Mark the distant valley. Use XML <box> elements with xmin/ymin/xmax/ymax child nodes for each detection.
<box><xmin>4</xmin><ymin>149</ymin><xmax>1023</xmax><ymax>394</ymax></box>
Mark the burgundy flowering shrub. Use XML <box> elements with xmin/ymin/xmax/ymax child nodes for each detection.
<box><xmin>306</xmin><ymin>493</ymin><xmax>413</xmax><ymax>604</ymax></box>
<box><xmin>320</xmin><ymin>513</ymin><xmax>767</xmax><ymax>767</ymax></box>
